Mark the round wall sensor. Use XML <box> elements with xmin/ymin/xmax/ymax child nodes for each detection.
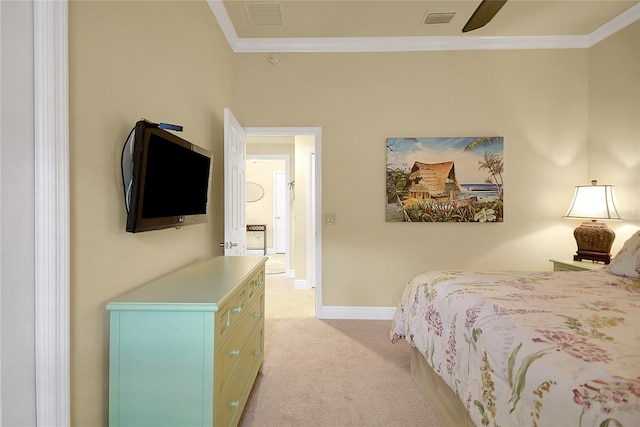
<box><xmin>268</xmin><ymin>54</ymin><xmax>281</xmax><ymax>65</ymax></box>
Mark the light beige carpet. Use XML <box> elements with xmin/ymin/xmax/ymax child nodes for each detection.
<box><xmin>238</xmin><ymin>317</ymin><xmax>442</xmax><ymax>427</ymax></box>
<box><xmin>263</xmin><ymin>272</ymin><xmax>315</xmax><ymax>318</ymax></box>
<box><xmin>265</xmin><ymin>254</ymin><xmax>286</xmax><ymax>275</ymax></box>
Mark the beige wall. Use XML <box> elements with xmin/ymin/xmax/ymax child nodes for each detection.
<box><xmin>589</xmin><ymin>21</ymin><xmax>640</xmax><ymax>228</ymax></box>
<box><xmin>233</xmin><ymin>49</ymin><xmax>597</xmax><ymax>306</ymax></box>
<box><xmin>69</xmin><ymin>1</ymin><xmax>232</xmax><ymax>424</ymax></box>
<box><xmin>68</xmin><ymin>2</ymin><xmax>640</xmax><ymax>424</ymax></box>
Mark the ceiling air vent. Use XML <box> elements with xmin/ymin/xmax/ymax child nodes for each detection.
<box><xmin>422</xmin><ymin>11</ymin><xmax>456</xmax><ymax>25</ymax></box>
<box><xmin>244</xmin><ymin>2</ymin><xmax>284</xmax><ymax>27</ymax></box>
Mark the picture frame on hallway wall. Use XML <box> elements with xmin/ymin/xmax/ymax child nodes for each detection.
<box><xmin>386</xmin><ymin>137</ymin><xmax>504</xmax><ymax>223</ymax></box>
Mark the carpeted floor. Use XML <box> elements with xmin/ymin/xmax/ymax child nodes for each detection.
<box><xmin>238</xmin><ymin>317</ymin><xmax>442</xmax><ymax>427</ymax></box>
<box><xmin>265</xmin><ymin>254</ymin><xmax>286</xmax><ymax>275</ymax></box>
<box><xmin>239</xmin><ymin>256</ymin><xmax>441</xmax><ymax>426</ymax></box>
<box><xmin>263</xmin><ymin>272</ymin><xmax>315</xmax><ymax>318</ymax></box>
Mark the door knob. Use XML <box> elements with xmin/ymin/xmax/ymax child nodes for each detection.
<box><xmin>220</xmin><ymin>242</ymin><xmax>240</xmax><ymax>249</ymax></box>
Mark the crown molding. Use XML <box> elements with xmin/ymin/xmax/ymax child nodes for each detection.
<box><xmin>588</xmin><ymin>2</ymin><xmax>640</xmax><ymax>46</ymax></box>
<box><xmin>232</xmin><ymin>35</ymin><xmax>589</xmax><ymax>52</ymax></box>
<box><xmin>208</xmin><ymin>0</ymin><xmax>639</xmax><ymax>53</ymax></box>
<box><xmin>208</xmin><ymin>0</ymin><xmax>239</xmax><ymax>48</ymax></box>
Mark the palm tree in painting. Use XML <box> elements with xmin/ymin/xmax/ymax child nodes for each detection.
<box><xmin>386</xmin><ymin>165</ymin><xmax>410</xmax><ymax>203</ymax></box>
<box><xmin>463</xmin><ymin>137</ymin><xmax>503</xmax><ymax>196</ymax></box>
<box><xmin>478</xmin><ymin>152</ymin><xmax>503</xmax><ymax>195</ymax></box>
<box><xmin>463</xmin><ymin>136</ymin><xmax>502</xmax><ymax>152</ymax></box>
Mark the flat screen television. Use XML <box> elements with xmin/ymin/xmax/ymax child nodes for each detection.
<box><xmin>121</xmin><ymin>119</ymin><xmax>212</xmax><ymax>233</ymax></box>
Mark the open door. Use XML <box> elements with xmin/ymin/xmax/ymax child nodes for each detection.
<box><xmin>223</xmin><ymin>109</ymin><xmax>246</xmax><ymax>256</ymax></box>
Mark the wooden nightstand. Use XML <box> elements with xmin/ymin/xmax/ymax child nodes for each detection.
<box><xmin>549</xmin><ymin>259</ymin><xmax>606</xmax><ymax>271</ymax></box>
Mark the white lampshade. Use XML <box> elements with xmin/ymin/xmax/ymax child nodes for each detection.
<box><xmin>564</xmin><ymin>180</ymin><xmax>621</xmax><ymax>221</ymax></box>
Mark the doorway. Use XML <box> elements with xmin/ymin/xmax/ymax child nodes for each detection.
<box><xmin>245</xmin><ymin>154</ymin><xmax>291</xmax><ymax>272</ymax></box>
<box><xmin>245</xmin><ymin>127</ymin><xmax>322</xmax><ymax>317</ymax></box>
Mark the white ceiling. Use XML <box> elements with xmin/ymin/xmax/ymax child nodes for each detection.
<box><xmin>209</xmin><ymin>0</ymin><xmax>640</xmax><ymax>52</ymax></box>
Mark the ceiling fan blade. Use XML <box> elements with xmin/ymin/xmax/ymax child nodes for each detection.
<box><xmin>462</xmin><ymin>0</ymin><xmax>508</xmax><ymax>33</ymax></box>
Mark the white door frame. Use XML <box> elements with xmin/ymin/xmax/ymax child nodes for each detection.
<box><xmin>246</xmin><ymin>154</ymin><xmax>291</xmax><ymax>273</ymax></box>
<box><xmin>33</xmin><ymin>1</ymin><xmax>71</xmax><ymax>424</ymax></box>
<box><xmin>273</xmin><ymin>170</ymin><xmax>287</xmax><ymax>255</ymax></box>
<box><xmin>245</xmin><ymin>127</ymin><xmax>322</xmax><ymax>317</ymax></box>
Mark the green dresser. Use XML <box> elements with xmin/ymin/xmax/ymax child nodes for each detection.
<box><xmin>107</xmin><ymin>256</ymin><xmax>266</xmax><ymax>426</ymax></box>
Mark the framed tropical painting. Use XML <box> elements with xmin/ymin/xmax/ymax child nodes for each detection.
<box><xmin>386</xmin><ymin>137</ymin><xmax>503</xmax><ymax>222</ymax></box>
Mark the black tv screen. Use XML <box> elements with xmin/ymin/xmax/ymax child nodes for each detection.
<box><xmin>122</xmin><ymin>119</ymin><xmax>212</xmax><ymax>233</ymax></box>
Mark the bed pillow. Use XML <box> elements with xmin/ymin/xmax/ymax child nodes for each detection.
<box><xmin>607</xmin><ymin>230</ymin><xmax>640</xmax><ymax>278</ymax></box>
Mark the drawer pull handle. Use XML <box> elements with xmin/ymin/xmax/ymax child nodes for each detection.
<box><xmin>231</xmin><ymin>307</ymin><xmax>242</xmax><ymax>314</ymax></box>
<box><xmin>230</xmin><ymin>349</ymin><xmax>240</xmax><ymax>357</ymax></box>
<box><xmin>253</xmin><ymin>312</ymin><xmax>263</xmax><ymax>319</ymax></box>
<box><xmin>253</xmin><ymin>350</ymin><xmax>262</xmax><ymax>357</ymax></box>
<box><xmin>229</xmin><ymin>400</ymin><xmax>239</xmax><ymax>409</ymax></box>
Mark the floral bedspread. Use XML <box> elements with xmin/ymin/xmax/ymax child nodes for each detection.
<box><xmin>390</xmin><ymin>269</ymin><xmax>640</xmax><ymax>427</ymax></box>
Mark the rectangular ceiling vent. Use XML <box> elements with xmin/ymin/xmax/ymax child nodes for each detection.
<box><xmin>422</xmin><ymin>11</ymin><xmax>456</xmax><ymax>25</ymax></box>
<box><xmin>244</xmin><ymin>2</ymin><xmax>284</xmax><ymax>27</ymax></box>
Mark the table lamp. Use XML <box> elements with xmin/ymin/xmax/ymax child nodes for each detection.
<box><xmin>563</xmin><ymin>180</ymin><xmax>621</xmax><ymax>264</ymax></box>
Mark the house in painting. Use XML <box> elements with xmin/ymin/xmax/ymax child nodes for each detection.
<box><xmin>404</xmin><ymin>161</ymin><xmax>466</xmax><ymax>203</ymax></box>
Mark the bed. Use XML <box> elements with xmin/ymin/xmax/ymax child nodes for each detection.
<box><xmin>391</xmin><ymin>231</ymin><xmax>640</xmax><ymax>427</ymax></box>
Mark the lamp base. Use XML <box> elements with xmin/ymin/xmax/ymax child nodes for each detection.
<box><xmin>572</xmin><ymin>221</ymin><xmax>615</xmax><ymax>264</ymax></box>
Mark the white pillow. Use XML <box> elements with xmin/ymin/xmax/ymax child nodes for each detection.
<box><xmin>607</xmin><ymin>230</ymin><xmax>640</xmax><ymax>278</ymax></box>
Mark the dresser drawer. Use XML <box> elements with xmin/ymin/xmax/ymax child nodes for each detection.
<box><xmin>215</xmin><ymin>325</ymin><xmax>264</xmax><ymax>427</ymax></box>
<box><xmin>246</xmin><ymin>268</ymin><xmax>265</xmax><ymax>303</ymax></box>
<box><xmin>216</xmin><ymin>266</ymin><xmax>264</xmax><ymax>342</ymax></box>
<box><xmin>216</xmin><ymin>285</ymin><xmax>248</xmax><ymax>342</ymax></box>
<box><xmin>215</xmin><ymin>291</ymin><xmax>264</xmax><ymax>395</ymax></box>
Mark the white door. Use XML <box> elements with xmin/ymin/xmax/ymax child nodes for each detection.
<box><xmin>274</xmin><ymin>171</ymin><xmax>287</xmax><ymax>253</ymax></box>
<box><xmin>223</xmin><ymin>109</ymin><xmax>246</xmax><ymax>256</ymax></box>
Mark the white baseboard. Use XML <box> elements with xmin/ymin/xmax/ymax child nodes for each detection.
<box><xmin>318</xmin><ymin>306</ymin><xmax>397</xmax><ymax>320</ymax></box>
<box><xmin>294</xmin><ymin>279</ymin><xmax>310</xmax><ymax>290</ymax></box>
<box><xmin>246</xmin><ymin>249</ymin><xmax>267</xmax><ymax>256</ymax></box>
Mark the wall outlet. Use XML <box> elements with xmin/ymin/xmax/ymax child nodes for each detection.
<box><xmin>324</xmin><ymin>213</ymin><xmax>336</xmax><ymax>225</ymax></box>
